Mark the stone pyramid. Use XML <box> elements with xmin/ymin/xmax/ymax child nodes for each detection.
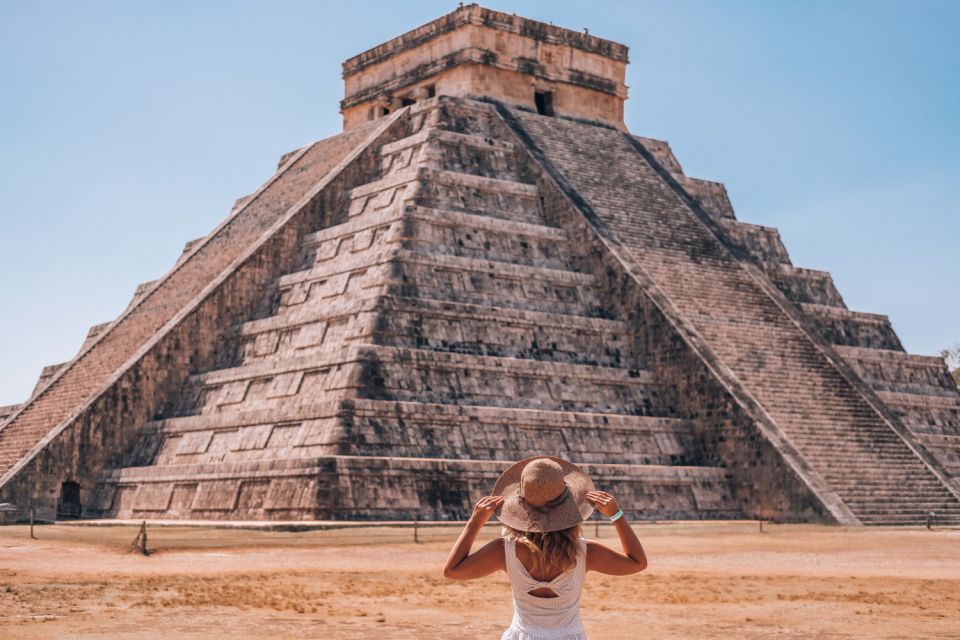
<box><xmin>2</xmin><ymin>5</ymin><xmax>959</xmax><ymax>525</ymax></box>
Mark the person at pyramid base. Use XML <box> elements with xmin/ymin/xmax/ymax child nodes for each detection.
<box><xmin>444</xmin><ymin>456</ymin><xmax>648</xmax><ymax>639</ymax></box>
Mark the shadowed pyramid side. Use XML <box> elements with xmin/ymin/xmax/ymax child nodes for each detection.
<box><xmin>499</xmin><ymin>104</ymin><xmax>960</xmax><ymax>525</ymax></box>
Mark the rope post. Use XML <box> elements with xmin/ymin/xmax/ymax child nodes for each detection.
<box><xmin>759</xmin><ymin>518</ymin><xmax>764</xmax><ymax>534</ymax></box>
<box><xmin>131</xmin><ymin>520</ymin><xmax>149</xmax><ymax>556</ymax></box>
<box><xmin>413</xmin><ymin>519</ymin><xmax>419</xmax><ymax>544</ymax></box>
<box><xmin>927</xmin><ymin>512</ymin><xmax>934</xmax><ymax>530</ymax></box>
<box><xmin>594</xmin><ymin>517</ymin><xmax>600</xmax><ymax>538</ymax></box>
<box><xmin>29</xmin><ymin>469</ymin><xmax>37</xmax><ymax>540</ymax></box>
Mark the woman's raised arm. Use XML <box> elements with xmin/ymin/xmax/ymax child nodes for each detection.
<box><xmin>585</xmin><ymin>491</ymin><xmax>648</xmax><ymax>576</ymax></box>
<box><xmin>443</xmin><ymin>495</ymin><xmax>506</xmax><ymax>580</ymax></box>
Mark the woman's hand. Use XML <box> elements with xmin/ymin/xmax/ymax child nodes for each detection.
<box><xmin>469</xmin><ymin>495</ymin><xmax>505</xmax><ymax>525</ymax></box>
<box><xmin>586</xmin><ymin>491</ymin><xmax>620</xmax><ymax>518</ymax></box>
<box><xmin>584</xmin><ymin>490</ymin><xmax>648</xmax><ymax>576</ymax></box>
<box><xmin>443</xmin><ymin>495</ymin><xmax>508</xmax><ymax>581</ymax></box>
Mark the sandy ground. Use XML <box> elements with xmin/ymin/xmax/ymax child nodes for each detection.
<box><xmin>1</xmin><ymin>521</ymin><xmax>958</xmax><ymax>639</ymax></box>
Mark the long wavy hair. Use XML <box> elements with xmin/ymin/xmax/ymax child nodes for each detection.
<box><xmin>502</xmin><ymin>524</ymin><xmax>582</xmax><ymax>576</ymax></box>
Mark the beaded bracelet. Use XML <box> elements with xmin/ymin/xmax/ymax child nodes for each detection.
<box><xmin>609</xmin><ymin>508</ymin><xmax>624</xmax><ymax>522</ymax></box>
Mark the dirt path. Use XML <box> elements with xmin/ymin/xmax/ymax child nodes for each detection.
<box><xmin>1</xmin><ymin>522</ymin><xmax>958</xmax><ymax>638</ymax></box>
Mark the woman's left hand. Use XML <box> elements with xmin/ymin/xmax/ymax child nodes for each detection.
<box><xmin>469</xmin><ymin>495</ymin><xmax>505</xmax><ymax>524</ymax></box>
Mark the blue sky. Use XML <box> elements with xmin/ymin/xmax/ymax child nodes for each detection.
<box><xmin>1</xmin><ymin>0</ymin><xmax>958</xmax><ymax>405</ymax></box>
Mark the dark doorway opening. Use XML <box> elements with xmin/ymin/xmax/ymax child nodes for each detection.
<box><xmin>58</xmin><ymin>481</ymin><xmax>82</xmax><ymax>519</ymax></box>
<box><xmin>534</xmin><ymin>91</ymin><xmax>555</xmax><ymax>116</ymax></box>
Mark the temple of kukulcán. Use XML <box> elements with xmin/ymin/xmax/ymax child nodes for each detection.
<box><xmin>2</xmin><ymin>5</ymin><xmax>959</xmax><ymax>525</ymax></box>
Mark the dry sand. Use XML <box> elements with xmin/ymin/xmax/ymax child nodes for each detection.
<box><xmin>1</xmin><ymin>521</ymin><xmax>958</xmax><ymax>639</ymax></box>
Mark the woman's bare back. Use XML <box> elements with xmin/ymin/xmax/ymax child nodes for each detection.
<box><xmin>514</xmin><ymin>542</ymin><xmax>562</xmax><ymax>598</ymax></box>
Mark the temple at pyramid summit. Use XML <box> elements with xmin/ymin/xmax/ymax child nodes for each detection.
<box><xmin>2</xmin><ymin>5</ymin><xmax>960</xmax><ymax>526</ymax></box>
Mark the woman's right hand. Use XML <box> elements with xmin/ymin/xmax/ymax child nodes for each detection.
<box><xmin>469</xmin><ymin>495</ymin><xmax>505</xmax><ymax>524</ymax></box>
<box><xmin>586</xmin><ymin>491</ymin><xmax>621</xmax><ymax>518</ymax></box>
<box><xmin>584</xmin><ymin>491</ymin><xmax>648</xmax><ymax>575</ymax></box>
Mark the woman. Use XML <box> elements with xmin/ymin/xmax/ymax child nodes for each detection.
<box><xmin>443</xmin><ymin>456</ymin><xmax>648</xmax><ymax>639</ymax></box>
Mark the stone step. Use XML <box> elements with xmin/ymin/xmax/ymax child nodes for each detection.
<box><xmin>792</xmin><ymin>444</ymin><xmax>919</xmax><ymax>460</ymax></box>
<box><xmin>356</xmin><ymin>345</ymin><xmax>669</xmax><ymax>414</ymax></box>
<box><xmin>716</xmin><ymin>219</ymin><xmax>791</xmax><ymax>265</ymax></box>
<box><xmin>853</xmin><ymin>507</ymin><xmax>960</xmax><ymax>516</ymax></box>
<box><xmin>840</xmin><ymin>491</ymin><xmax>960</xmax><ymax>502</ymax></box>
<box><xmin>815</xmin><ymin>458</ymin><xmax>941</xmax><ymax>472</ymax></box>
<box><xmin>822</xmin><ymin>467</ymin><xmax>947</xmax><ymax>480</ymax></box>
<box><xmin>852</xmin><ymin>506</ymin><xmax>960</xmax><ymax>516</ymax></box>
<box><xmin>786</xmin><ymin>436</ymin><xmax>916</xmax><ymax>449</ymax></box>
<box><xmin>134</xmin><ymin>399</ymin><xmax>700</xmax><ymax>469</ymax></box>
<box><xmin>839</xmin><ymin>486</ymin><xmax>960</xmax><ymax>498</ymax></box>
<box><xmin>235</xmin><ymin>291</ymin><xmax>623</xmax><ymax>368</ymax></box>
<box><xmin>859</xmin><ymin>518</ymin><xmax>960</xmax><ymax>526</ymax></box>
<box><xmin>379</xmin><ymin>127</ymin><xmax>517</xmax><ymax>158</ymax></box>
<box><xmin>185</xmin><ymin>344</ymin><xmax>666</xmax><ymax>416</ymax></box>
<box><xmin>411</xmin><ymin>168</ymin><xmax>544</xmax><ymax>225</ymax></box>
<box><xmin>799</xmin><ymin>303</ymin><xmax>903</xmax><ymax>350</ymax></box>
<box><xmin>876</xmin><ymin>390</ymin><xmax>960</xmax><ymax>410</ymax></box>
<box><xmin>300</xmin><ymin>206</ymin><xmax>406</xmax><ymax>262</ymax></box>
<box><xmin>788</xmin><ymin>439</ymin><xmax>920</xmax><ymax>452</ymax></box>
<box><xmin>337</xmin><ymin>399</ymin><xmax>697</xmax><ymax>464</ymax></box>
<box><xmin>388</xmin><ymin>250</ymin><xmax>605</xmax><ymax>316</ymax></box>
<box><xmin>763</xmin><ymin>263</ymin><xmax>845</xmax><ymax>307</ymax></box>
<box><xmin>786</xmin><ymin>434</ymin><xmax>910</xmax><ymax>446</ymax></box>
<box><xmin>300</xmin><ymin>203</ymin><xmax>567</xmax><ymax>274</ymax></box>
<box><xmin>834</xmin><ymin>345</ymin><xmax>957</xmax><ymax>393</ymax></box>
<box><xmin>237</xmin><ymin>295</ymin><xmax>379</xmax><ymax>362</ymax></box>
<box><xmin>272</xmin><ymin>244</ymin><xmax>603</xmax><ymax>318</ymax></box>
<box><xmin>279</xmin><ymin>245</ymin><xmax>591</xmax><ymax>292</ymax></box>
<box><xmin>373</xmin><ymin>296</ymin><xmax>633</xmax><ymax>368</ymax></box>
<box><xmin>398</xmin><ymin>206</ymin><xmax>573</xmax><ymax>270</ymax></box>
<box><xmin>89</xmin><ymin>455</ymin><xmax>740</xmax><ymax>521</ymax></box>
<box><xmin>856</xmin><ymin>509</ymin><xmax>960</xmax><ymax>518</ymax></box>
<box><xmin>411</xmin><ymin>127</ymin><xmax>527</xmax><ymax>183</ymax></box>
<box><xmin>842</xmin><ymin>500</ymin><xmax>960</xmax><ymax>511</ymax></box>
<box><xmin>826</xmin><ymin>478</ymin><xmax>954</xmax><ymax>492</ymax></box>
<box><xmin>303</xmin><ymin>204</ymin><xmax>562</xmax><ymax>254</ymax></box>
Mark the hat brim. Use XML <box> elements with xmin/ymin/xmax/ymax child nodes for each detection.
<box><xmin>492</xmin><ymin>456</ymin><xmax>595</xmax><ymax>533</ymax></box>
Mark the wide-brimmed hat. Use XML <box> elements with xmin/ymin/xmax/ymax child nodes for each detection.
<box><xmin>493</xmin><ymin>456</ymin><xmax>595</xmax><ymax>533</ymax></box>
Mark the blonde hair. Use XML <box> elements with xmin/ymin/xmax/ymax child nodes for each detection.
<box><xmin>502</xmin><ymin>524</ymin><xmax>582</xmax><ymax>576</ymax></box>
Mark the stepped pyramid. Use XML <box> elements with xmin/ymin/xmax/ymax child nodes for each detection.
<box><xmin>2</xmin><ymin>5</ymin><xmax>959</xmax><ymax>525</ymax></box>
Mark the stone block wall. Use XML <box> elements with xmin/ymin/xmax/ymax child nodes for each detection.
<box><xmin>0</xmin><ymin>110</ymin><xmax>412</xmax><ymax>520</ymax></box>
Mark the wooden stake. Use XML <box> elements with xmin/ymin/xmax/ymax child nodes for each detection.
<box><xmin>29</xmin><ymin>471</ymin><xmax>37</xmax><ymax>539</ymax></box>
<box><xmin>413</xmin><ymin>520</ymin><xmax>419</xmax><ymax>544</ymax></box>
<box><xmin>131</xmin><ymin>521</ymin><xmax>149</xmax><ymax>556</ymax></box>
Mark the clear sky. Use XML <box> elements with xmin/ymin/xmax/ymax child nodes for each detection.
<box><xmin>1</xmin><ymin>0</ymin><xmax>958</xmax><ymax>406</ymax></box>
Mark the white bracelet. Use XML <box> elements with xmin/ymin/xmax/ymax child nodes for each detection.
<box><xmin>609</xmin><ymin>508</ymin><xmax>624</xmax><ymax>522</ymax></box>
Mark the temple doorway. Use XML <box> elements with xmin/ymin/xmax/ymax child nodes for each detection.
<box><xmin>58</xmin><ymin>481</ymin><xmax>82</xmax><ymax>519</ymax></box>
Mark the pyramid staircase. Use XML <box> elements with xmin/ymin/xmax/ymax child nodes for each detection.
<box><xmin>503</xmin><ymin>106</ymin><xmax>960</xmax><ymax>525</ymax></box>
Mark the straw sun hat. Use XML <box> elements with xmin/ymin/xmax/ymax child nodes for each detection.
<box><xmin>493</xmin><ymin>456</ymin><xmax>595</xmax><ymax>533</ymax></box>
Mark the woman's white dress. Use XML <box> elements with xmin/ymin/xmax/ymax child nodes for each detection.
<box><xmin>501</xmin><ymin>537</ymin><xmax>588</xmax><ymax>640</ymax></box>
